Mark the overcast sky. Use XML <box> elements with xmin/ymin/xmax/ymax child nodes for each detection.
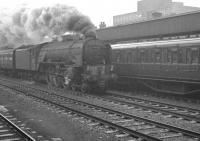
<box><xmin>0</xmin><ymin>0</ymin><xmax>199</xmax><ymax>27</ymax></box>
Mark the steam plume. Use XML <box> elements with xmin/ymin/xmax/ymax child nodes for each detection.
<box><xmin>0</xmin><ymin>4</ymin><xmax>95</xmax><ymax>48</ymax></box>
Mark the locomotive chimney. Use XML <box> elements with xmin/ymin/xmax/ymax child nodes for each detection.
<box><xmin>85</xmin><ymin>30</ymin><xmax>97</xmax><ymax>39</ymax></box>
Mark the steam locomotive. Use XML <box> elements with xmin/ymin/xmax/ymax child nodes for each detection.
<box><xmin>111</xmin><ymin>37</ymin><xmax>200</xmax><ymax>95</ymax></box>
<box><xmin>0</xmin><ymin>35</ymin><xmax>112</xmax><ymax>93</ymax></box>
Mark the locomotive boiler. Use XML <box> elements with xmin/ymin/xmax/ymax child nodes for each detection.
<box><xmin>39</xmin><ymin>35</ymin><xmax>112</xmax><ymax>92</ymax></box>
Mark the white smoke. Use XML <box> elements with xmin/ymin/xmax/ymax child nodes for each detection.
<box><xmin>0</xmin><ymin>4</ymin><xmax>95</xmax><ymax>48</ymax></box>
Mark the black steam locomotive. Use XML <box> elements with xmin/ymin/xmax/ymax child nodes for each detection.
<box><xmin>0</xmin><ymin>35</ymin><xmax>112</xmax><ymax>93</ymax></box>
<box><xmin>111</xmin><ymin>37</ymin><xmax>200</xmax><ymax>95</ymax></box>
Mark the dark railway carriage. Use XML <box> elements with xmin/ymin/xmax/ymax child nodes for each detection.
<box><xmin>15</xmin><ymin>44</ymin><xmax>45</xmax><ymax>79</ymax></box>
<box><xmin>15</xmin><ymin>44</ymin><xmax>44</xmax><ymax>71</ymax></box>
<box><xmin>112</xmin><ymin>38</ymin><xmax>200</xmax><ymax>95</ymax></box>
<box><xmin>0</xmin><ymin>49</ymin><xmax>15</xmax><ymax>75</ymax></box>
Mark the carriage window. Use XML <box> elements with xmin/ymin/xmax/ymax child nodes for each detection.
<box><xmin>186</xmin><ymin>49</ymin><xmax>191</xmax><ymax>64</ymax></box>
<box><xmin>121</xmin><ymin>52</ymin><xmax>126</xmax><ymax>63</ymax></box>
<box><xmin>120</xmin><ymin>51</ymin><xmax>126</xmax><ymax>63</ymax></box>
<box><xmin>132</xmin><ymin>51</ymin><xmax>135</xmax><ymax>63</ymax></box>
<box><xmin>162</xmin><ymin>48</ymin><xmax>168</xmax><ymax>63</ymax></box>
<box><xmin>149</xmin><ymin>50</ymin><xmax>154</xmax><ymax>63</ymax></box>
<box><xmin>172</xmin><ymin>50</ymin><xmax>178</xmax><ymax>63</ymax></box>
<box><xmin>134</xmin><ymin>50</ymin><xmax>139</xmax><ymax>63</ymax></box>
<box><xmin>144</xmin><ymin>49</ymin><xmax>150</xmax><ymax>63</ymax></box>
<box><xmin>178</xmin><ymin>48</ymin><xmax>184</xmax><ymax>63</ymax></box>
<box><xmin>116</xmin><ymin>52</ymin><xmax>121</xmax><ymax>63</ymax></box>
<box><xmin>148</xmin><ymin>49</ymin><xmax>153</xmax><ymax>63</ymax></box>
<box><xmin>191</xmin><ymin>48</ymin><xmax>198</xmax><ymax>64</ymax></box>
<box><xmin>145</xmin><ymin>49</ymin><xmax>150</xmax><ymax>63</ymax></box>
<box><xmin>167</xmin><ymin>50</ymin><xmax>172</xmax><ymax>63</ymax></box>
<box><xmin>127</xmin><ymin>52</ymin><xmax>132</xmax><ymax>63</ymax></box>
<box><xmin>140</xmin><ymin>50</ymin><xmax>145</xmax><ymax>63</ymax></box>
<box><xmin>31</xmin><ymin>49</ymin><xmax>35</xmax><ymax>56</ymax></box>
<box><xmin>155</xmin><ymin>49</ymin><xmax>161</xmax><ymax>63</ymax></box>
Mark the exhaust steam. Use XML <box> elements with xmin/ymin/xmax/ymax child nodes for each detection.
<box><xmin>0</xmin><ymin>4</ymin><xmax>96</xmax><ymax>48</ymax></box>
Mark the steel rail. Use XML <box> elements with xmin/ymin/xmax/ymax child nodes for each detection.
<box><xmin>48</xmin><ymin>93</ymin><xmax>200</xmax><ymax>139</ymax></box>
<box><xmin>107</xmin><ymin>91</ymin><xmax>200</xmax><ymax>115</ymax></box>
<box><xmin>7</xmin><ymin>81</ymin><xmax>200</xmax><ymax>139</ymax></box>
<box><xmin>0</xmin><ymin>113</ymin><xmax>36</xmax><ymax>141</ymax></box>
<box><xmin>4</xmin><ymin>84</ymin><xmax>161</xmax><ymax>141</ymax></box>
<box><xmin>103</xmin><ymin>95</ymin><xmax>200</xmax><ymax>123</ymax></box>
<box><xmin>1</xmin><ymin>78</ymin><xmax>200</xmax><ymax>139</ymax></box>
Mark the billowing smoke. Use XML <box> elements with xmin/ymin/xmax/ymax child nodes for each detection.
<box><xmin>0</xmin><ymin>4</ymin><xmax>96</xmax><ymax>48</ymax></box>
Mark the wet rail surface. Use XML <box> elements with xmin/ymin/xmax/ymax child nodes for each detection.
<box><xmin>0</xmin><ymin>78</ymin><xmax>199</xmax><ymax>141</ymax></box>
<box><xmin>0</xmin><ymin>112</ymin><xmax>35</xmax><ymax>141</ymax></box>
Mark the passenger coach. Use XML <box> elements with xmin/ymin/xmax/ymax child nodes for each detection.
<box><xmin>0</xmin><ymin>49</ymin><xmax>15</xmax><ymax>75</ymax></box>
<box><xmin>112</xmin><ymin>38</ymin><xmax>200</xmax><ymax>95</ymax></box>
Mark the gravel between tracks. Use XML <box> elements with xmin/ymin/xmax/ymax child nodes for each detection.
<box><xmin>27</xmin><ymin>85</ymin><xmax>199</xmax><ymax>136</ymax></box>
<box><xmin>109</xmin><ymin>91</ymin><xmax>200</xmax><ymax>110</ymax></box>
<box><xmin>64</xmin><ymin>93</ymin><xmax>200</xmax><ymax>134</ymax></box>
<box><xmin>0</xmin><ymin>85</ymin><xmax>119</xmax><ymax>141</ymax></box>
<box><xmin>1</xmin><ymin>77</ymin><xmax>200</xmax><ymax>140</ymax></box>
<box><xmin>18</xmin><ymin>81</ymin><xmax>200</xmax><ymax>135</ymax></box>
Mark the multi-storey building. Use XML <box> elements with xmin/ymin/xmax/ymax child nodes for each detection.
<box><xmin>113</xmin><ymin>0</ymin><xmax>200</xmax><ymax>26</ymax></box>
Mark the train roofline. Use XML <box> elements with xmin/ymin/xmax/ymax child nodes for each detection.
<box><xmin>111</xmin><ymin>37</ymin><xmax>200</xmax><ymax>49</ymax></box>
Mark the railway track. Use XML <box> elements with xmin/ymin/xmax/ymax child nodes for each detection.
<box><xmin>0</xmin><ymin>78</ymin><xmax>199</xmax><ymax>141</ymax></box>
<box><xmin>105</xmin><ymin>91</ymin><xmax>200</xmax><ymax>123</ymax></box>
<box><xmin>31</xmin><ymin>81</ymin><xmax>200</xmax><ymax>121</ymax></box>
<box><xmin>129</xmin><ymin>90</ymin><xmax>200</xmax><ymax>104</ymax></box>
<box><xmin>0</xmin><ymin>112</ymin><xmax>35</xmax><ymax>141</ymax></box>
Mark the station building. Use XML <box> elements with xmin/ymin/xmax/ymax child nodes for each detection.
<box><xmin>113</xmin><ymin>0</ymin><xmax>200</xmax><ymax>26</ymax></box>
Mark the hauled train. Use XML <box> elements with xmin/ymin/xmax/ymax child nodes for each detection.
<box><xmin>111</xmin><ymin>37</ymin><xmax>200</xmax><ymax>95</ymax></box>
<box><xmin>2</xmin><ymin>33</ymin><xmax>200</xmax><ymax>95</ymax></box>
<box><xmin>0</xmin><ymin>35</ymin><xmax>112</xmax><ymax>93</ymax></box>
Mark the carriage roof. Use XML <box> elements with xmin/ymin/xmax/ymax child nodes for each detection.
<box><xmin>111</xmin><ymin>37</ymin><xmax>200</xmax><ymax>50</ymax></box>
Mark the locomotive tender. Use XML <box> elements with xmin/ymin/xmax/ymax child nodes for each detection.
<box><xmin>112</xmin><ymin>37</ymin><xmax>200</xmax><ymax>95</ymax></box>
<box><xmin>0</xmin><ymin>35</ymin><xmax>112</xmax><ymax>93</ymax></box>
